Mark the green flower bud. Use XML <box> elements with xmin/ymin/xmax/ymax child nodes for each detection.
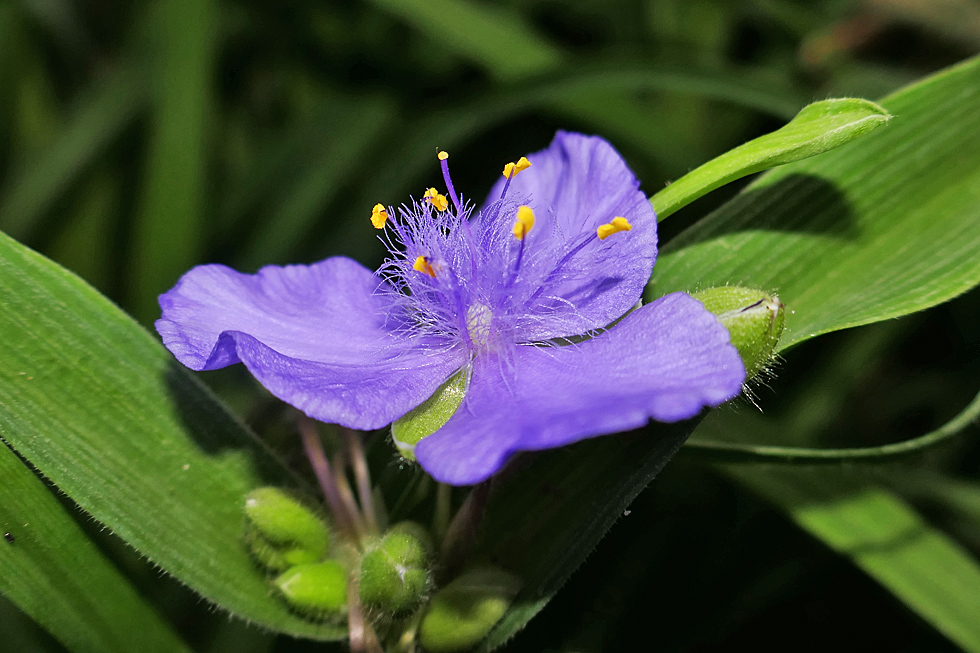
<box><xmin>691</xmin><ymin>287</ymin><xmax>785</xmax><ymax>380</ymax></box>
<box><xmin>391</xmin><ymin>371</ymin><xmax>466</xmax><ymax>459</ymax></box>
<box><xmin>244</xmin><ymin>487</ymin><xmax>329</xmax><ymax>572</ymax></box>
<box><xmin>387</xmin><ymin>520</ymin><xmax>435</xmax><ymax>557</ymax></box>
<box><xmin>419</xmin><ymin>567</ymin><xmax>522</xmax><ymax>653</ymax></box>
<box><xmin>274</xmin><ymin>561</ymin><xmax>348</xmax><ymax>617</ymax></box>
<box><xmin>359</xmin><ymin>531</ymin><xmax>431</xmax><ymax>616</ymax></box>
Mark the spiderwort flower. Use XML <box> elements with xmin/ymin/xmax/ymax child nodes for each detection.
<box><xmin>156</xmin><ymin>131</ymin><xmax>745</xmax><ymax>485</ymax></box>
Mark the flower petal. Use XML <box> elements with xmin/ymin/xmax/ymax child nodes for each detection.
<box><xmin>414</xmin><ymin>292</ymin><xmax>743</xmax><ymax>485</ymax></box>
<box><xmin>156</xmin><ymin>257</ymin><xmax>466</xmax><ymax>429</ymax></box>
<box><xmin>480</xmin><ymin>131</ymin><xmax>658</xmax><ymax>340</ymax></box>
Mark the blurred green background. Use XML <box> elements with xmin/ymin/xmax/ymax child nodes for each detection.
<box><xmin>1</xmin><ymin>0</ymin><xmax>979</xmax><ymax>651</ymax></box>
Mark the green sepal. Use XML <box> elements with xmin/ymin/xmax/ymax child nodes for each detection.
<box><xmin>391</xmin><ymin>371</ymin><xmax>467</xmax><ymax>459</ymax></box>
<box><xmin>359</xmin><ymin>531</ymin><xmax>431</xmax><ymax>616</ymax></box>
<box><xmin>244</xmin><ymin>488</ymin><xmax>330</xmax><ymax>572</ymax></box>
<box><xmin>691</xmin><ymin>286</ymin><xmax>785</xmax><ymax>380</ymax></box>
<box><xmin>419</xmin><ymin>566</ymin><xmax>523</xmax><ymax>653</ymax></box>
<box><xmin>274</xmin><ymin>561</ymin><xmax>348</xmax><ymax>618</ymax></box>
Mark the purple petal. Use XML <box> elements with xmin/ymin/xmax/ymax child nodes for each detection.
<box><xmin>479</xmin><ymin>131</ymin><xmax>658</xmax><ymax>340</ymax></box>
<box><xmin>156</xmin><ymin>257</ymin><xmax>466</xmax><ymax>429</ymax></box>
<box><xmin>414</xmin><ymin>292</ymin><xmax>744</xmax><ymax>485</ymax></box>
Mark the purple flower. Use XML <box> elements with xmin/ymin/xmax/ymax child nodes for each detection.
<box><xmin>156</xmin><ymin>131</ymin><xmax>745</xmax><ymax>485</ymax></box>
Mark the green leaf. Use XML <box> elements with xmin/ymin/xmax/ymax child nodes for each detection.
<box><xmin>651</xmin><ymin>98</ymin><xmax>892</xmax><ymax>220</ymax></box>
<box><xmin>722</xmin><ymin>466</ymin><xmax>980</xmax><ymax>653</ymax></box>
<box><xmin>0</xmin><ymin>443</ymin><xmax>191</xmax><ymax>653</ymax></box>
<box><xmin>0</xmin><ymin>231</ymin><xmax>343</xmax><ymax>640</ymax></box>
<box><xmin>649</xmin><ymin>56</ymin><xmax>980</xmax><ymax>349</ymax></box>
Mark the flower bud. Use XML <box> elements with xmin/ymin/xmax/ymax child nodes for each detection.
<box><xmin>274</xmin><ymin>561</ymin><xmax>348</xmax><ymax>617</ymax></box>
<box><xmin>359</xmin><ymin>530</ymin><xmax>431</xmax><ymax>616</ymax></box>
<box><xmin>691</xmin><ymin>287</ymin><xmax>785</xmax><ymax>380</ymax></box>
<box><xmin>387</xmin><ymin>520</ymin><xmax>435</xmax><ymax>557</ymax></box>
<box><xmin>244</xmin><ymin>487</ymin><xmax>329</xmax><ymax>572</ymax></box>
<box><xmin>419</xmin><ymin>566</ymin><xmax>522</xmax><ymax>653</ymax></box>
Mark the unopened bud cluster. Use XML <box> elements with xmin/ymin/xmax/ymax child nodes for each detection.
<box><xmin>244</xmin><ymin>488</ymin><xmax>521</xmax><ymax>650</ymax></box>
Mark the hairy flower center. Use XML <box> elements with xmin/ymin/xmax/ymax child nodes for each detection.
<box><xmin>465</xmin><ymin>302</ymin><xmax>494</xmax><ymax>349</ymax></box>
<box><xmin>371</xmin><ymin>148</ymin><xmax>636</xmax><ymax>351</ymax></box>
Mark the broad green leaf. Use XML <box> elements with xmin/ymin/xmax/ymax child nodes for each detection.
<box><xmin>649</xmin><ymin>56</ymin><xmax>980</xmax><ymax>349</ymax></box>
<box><xmin>0</xmin><ymin>231</ymin><xmax>343</xmax><ymax>640</ymax></box>
<box><xmin>0</xmin><ymin>66</ymin><xmax>146</xmax><ymax>242</ymax></box>
<box><xmin>651</xmin><ymin>98</ymin><xmax>891</xmax><ymax>220</ymax></box>
<box><xmin>723</xmin><ymin>466</ymin><xmax>980</xmax><ymax>653</ymax></box>
<box><xmin>128</xmin><ymin>0</ymin><xmax>214</xmax><ymax>323</ymax></box>
<box><xmin>0</xmin><ymin>443</ymin><xmax>191</xmax><ymax>653</ymax></box>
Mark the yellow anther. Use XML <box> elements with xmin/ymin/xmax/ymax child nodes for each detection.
<box><xmin>502</xmin><ymin>156</ymin><xmax>531</xmax><ymax>179</ymax></box>
<box><xmin>423</xmin><ymin>187</ymin><xmax>449</xmax><ymax>212</ymax></box>
<box><xmin>437</xmin><ymin>150</ymin><xmax>449</xmax><ymax>160</ymax></box>
<box><xmin>370</xmin><ymin>203</ymin><xmax>389</xmax><ymax>229</ymax></box>
<box><xmin>512</xmin><ymin>205</ymin><xmax>535</xmax><ymax>241</ymax></box>
<box><xmin>597</xmin><ymin>216</ymin><xmax>633</xmax><ymax>240</ymax></box>
<box><xmin>413</xmin><ymin>255</ymin><xmax>437</xmax><ymax>278</ymax></box>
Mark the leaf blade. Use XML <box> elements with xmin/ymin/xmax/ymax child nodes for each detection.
<box><xmin>0</xmin><ymin>443</ymin><xmax>191</xmax><ymax>653</ymax></box>
<box><xmin>0</xmin><ymin>231</ymin><xmax>343</xmax><ymax>640</ymax></box>
<box><xmin>723</xmin><ymin>466</ymin><xmax>980</xmax><ymax>653</ymax></box>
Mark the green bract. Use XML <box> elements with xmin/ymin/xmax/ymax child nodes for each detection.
<box><xmin>244</xmin><ymin>488</ymin><xmax>330</xmax><ymax>572</ymax></box>
<box><xmin>391</xmin><ymin>371</ymin><xmax>467</xmax><ymax>459</ymax></box>
<box><xmin>691</xmin><ymin>286</ymin><xmax>785</xmax><ymax>380</ymax></box>
<box><xmin>419</xmin><ymin>567</ymin><xmax>523</xmax><ymax>653</ymax></box>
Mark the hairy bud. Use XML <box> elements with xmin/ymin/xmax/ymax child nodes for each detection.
<box><xmin>244</xmin><ymin>487</ymin><xmax>329</xmax><ymax>572</ymax></box>
<box><xmin>691</xmin><ymin>287</ymin><xmax>785</xmax><ymax>380</ymax></box>
<box><xmin>419</xmin><ymin>566</ymin><xmax>522</xmax><ymax>652</ymax></box>
<box><xmin>359</xmin><ymin>530</ymin><xmax>431</xmax><ymax>616</ymax></box>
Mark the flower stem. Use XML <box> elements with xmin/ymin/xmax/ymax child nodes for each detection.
<box><xmin>438</xmin><ymin>480</ymin><xmax>492</xmax><ymax>581</ymax></box>
<box><xmin>347</xmin><ymin>574</ymin><xmax>383</xmax><ymax>653</ymax></box>
<box><xmin>332</xmin><ymin>452</ymin><xmax>367</xmax><ymax>541</ymax></box>
<box><xmin>343</xmin><ymin>427</ymin><xmax>379</xmax><ymax>534</ymax></box>
<box><xmin>297</xmin><ymin>415</ymin><xmax>359</xmax><ymax>542</ymax></box>
<box><xmin>433</xmin><ymin>482</ymin><xmax>452</xmax><ymax>545</ymax></box>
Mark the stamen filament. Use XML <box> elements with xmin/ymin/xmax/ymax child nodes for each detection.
<box><xmin>438</xmin><ymin>150</ymin><xmax>463</xmax><ymax>213</ymax></box>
